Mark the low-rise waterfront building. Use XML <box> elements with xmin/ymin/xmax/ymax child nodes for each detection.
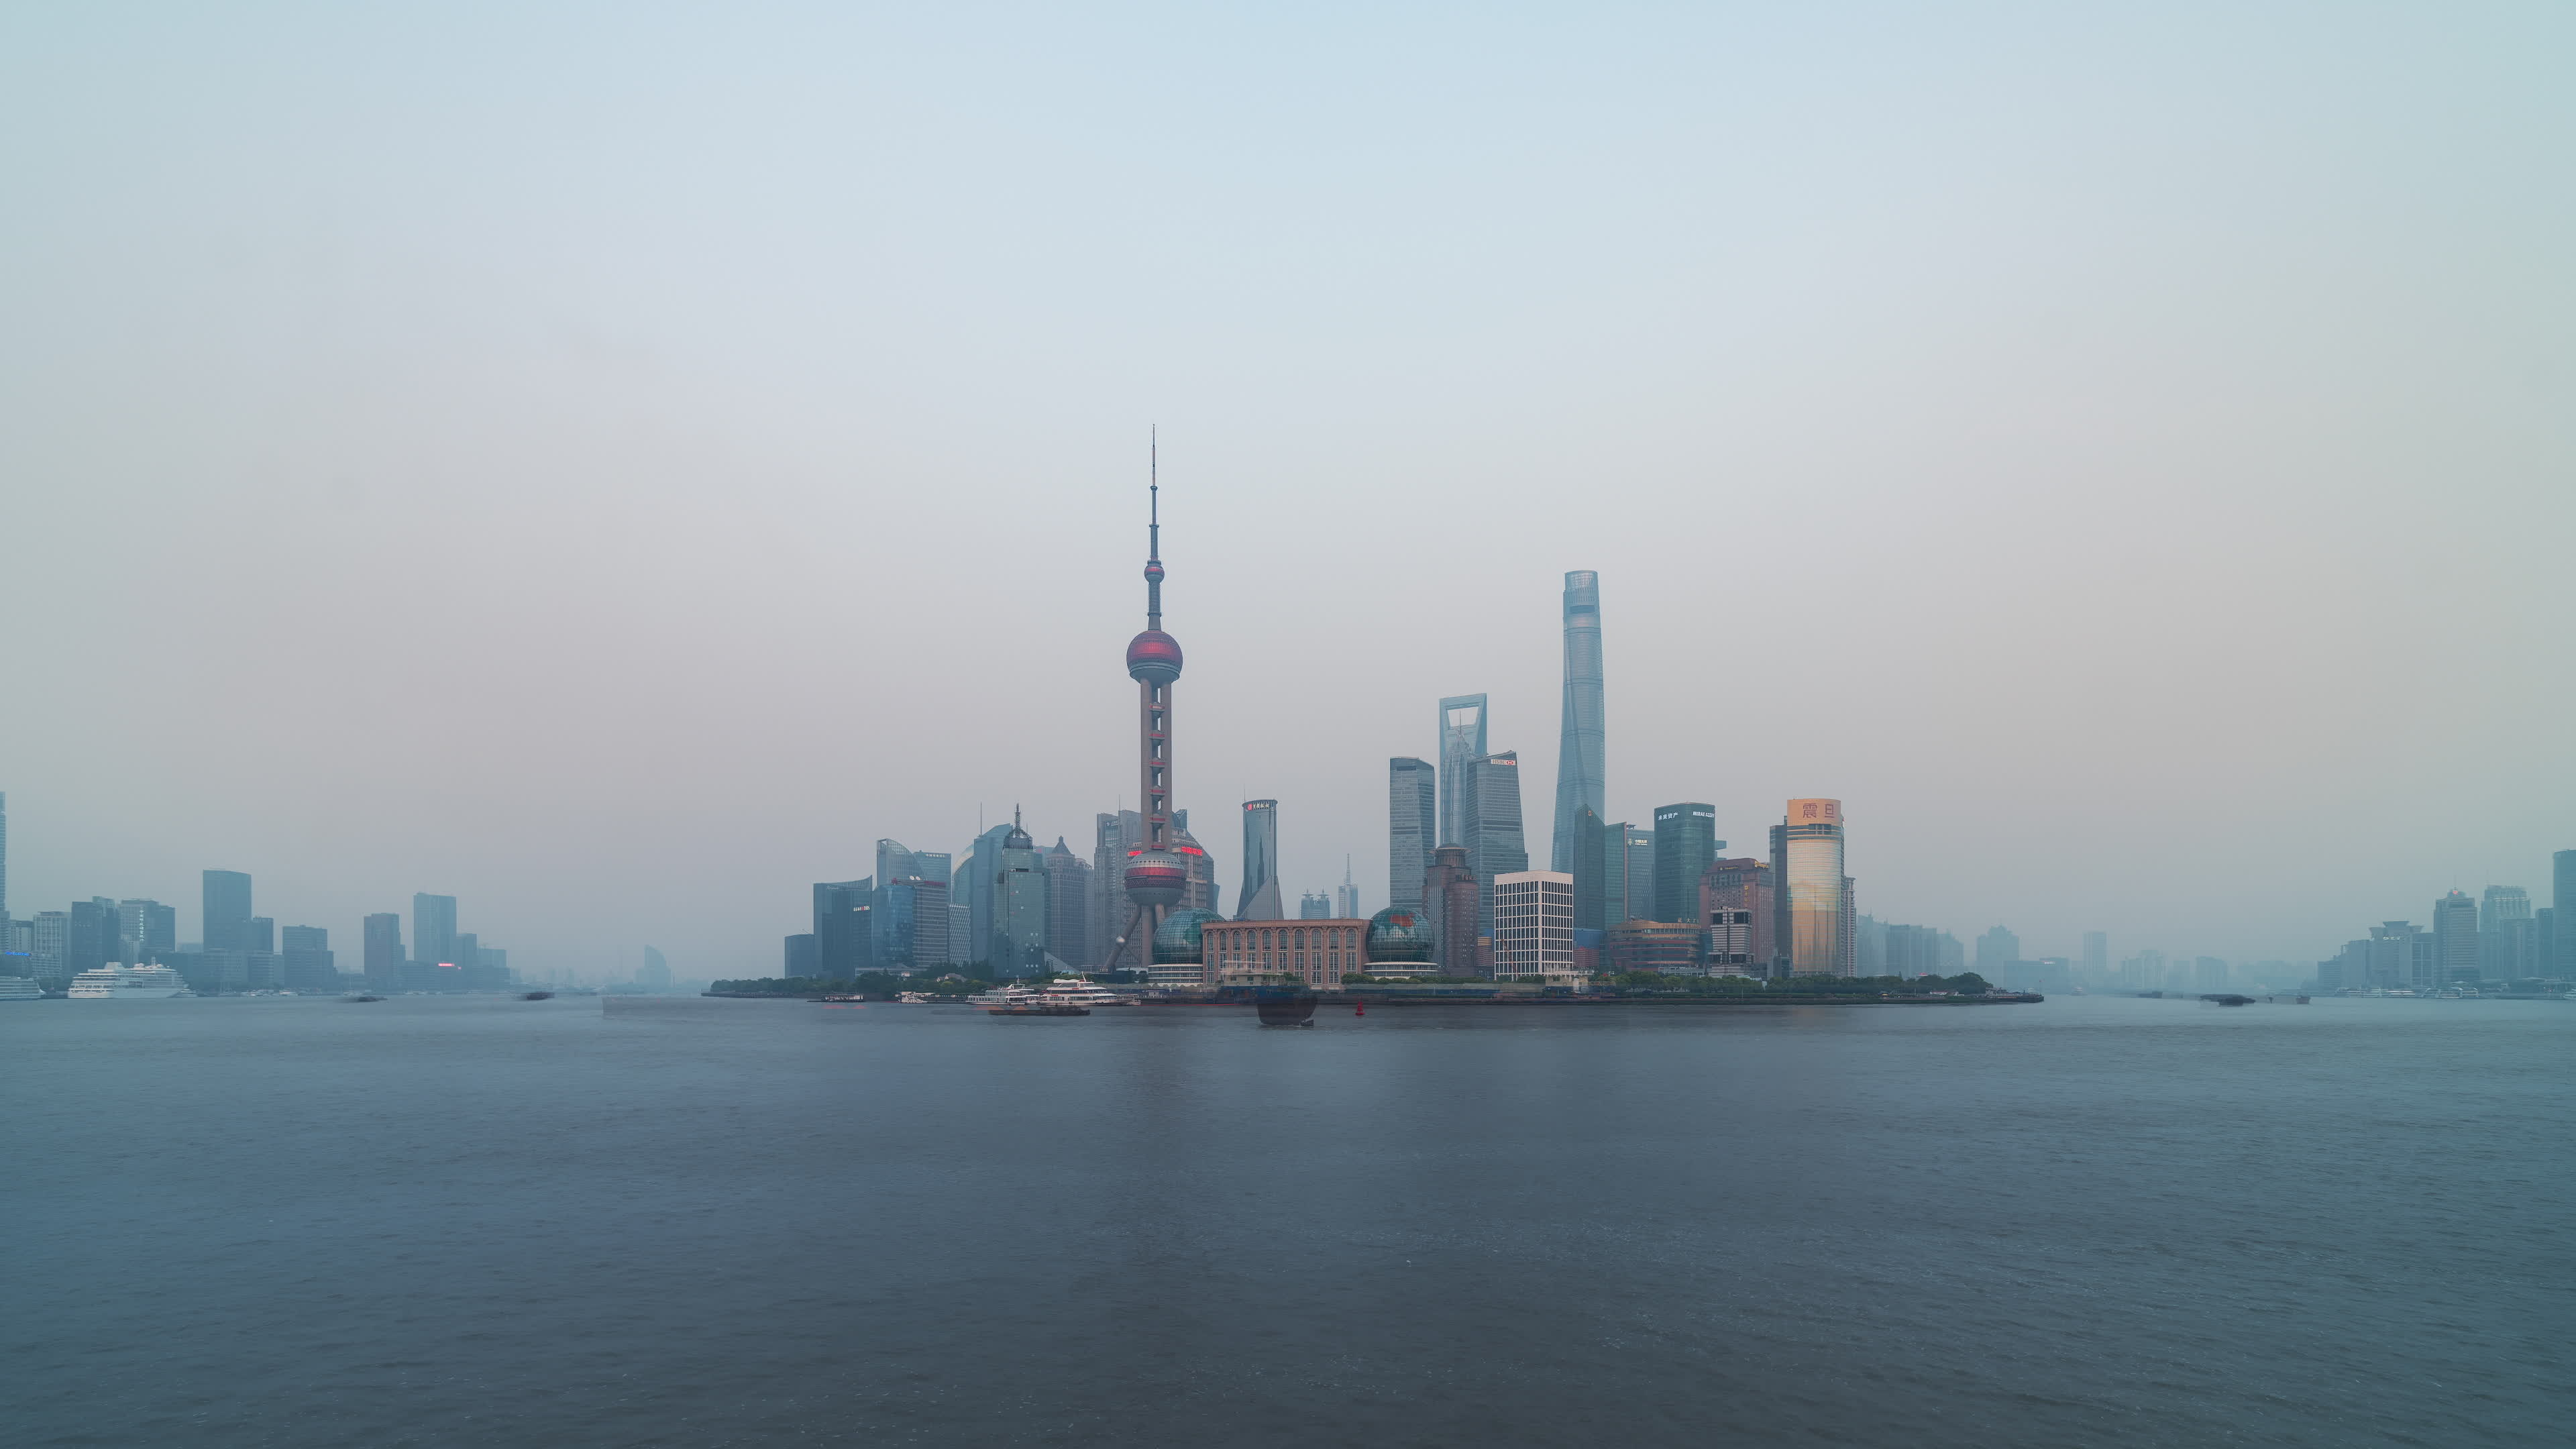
<box><xmin>1606</xmin><ymin>920</ymin><xmax>1701</xmax><ymax>975</ymax></box>
<box><xmin>1201</xmin><ymin>918</ymin><xmax>1366</xmax><ymax>987</ymax></box>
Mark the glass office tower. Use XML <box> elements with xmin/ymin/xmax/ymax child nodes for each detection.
<box><xmin>1236</xmin><ymin>800</ymin><xmax>1283</xmax><ymax>920</ymax></box>
<box><xmin>202</xmin><ymin>869</ymin><xmax>253</xmax><ymax>952</ymax></box>
<box><xmin>1651</xmin><ymin>803</ymin><xmax>1718</xmax><ymax>923</ymax></box>
<box><xmin>1389</xmin><ymin>758</ymin><xmax>1437</xmax><ymax>910</ymax></box>
<box><xmin>2559</xmin><ymin>851</ymin><xmax>2576</xmax><ymax>977</ymax></box>
<box><xmin>1621</xmin><ymin>826</ymin><xmax>1654</xmax><ymax>924</ymax></box>
<box><xmin>1782</xmin><ymin>798</ymin><xmax>1851</xmax><ymax>977</ymax></box>
<box><xmin>2432</xmin><ymin>890</ymin><xmax>2481</xmax><ymax>982</ymax></box>
<box><xmin>1464</xmin><ymin>752</ymin><xmax>1529</xmax><ymax>939</ymax></box>
<box><xmin>1436</xmin><ymin>695</ymin><xmax>1488</xmax><ymax>848</ymax></box>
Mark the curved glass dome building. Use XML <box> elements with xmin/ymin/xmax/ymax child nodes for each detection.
<box><xmin>1364</xmin><ymin>906</ymin><xmax>1435</xmax><ymax>965</ymax></box>
<box><xmin>1151</xmin><ymin>908</ymin><xmax>1226</xmax><ymax>965</ymax></box>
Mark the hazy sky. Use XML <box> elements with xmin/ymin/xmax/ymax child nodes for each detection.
<box><xmin>4</xmin><ymin>3</ymin><xmax>2569</xmax><ymax>977</ymax></box>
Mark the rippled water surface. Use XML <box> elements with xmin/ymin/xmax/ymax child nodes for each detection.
<box><xmin>6</xmin><ymin>993</ymin><xmax>2571</xmax><ymax>1446</ymax></box>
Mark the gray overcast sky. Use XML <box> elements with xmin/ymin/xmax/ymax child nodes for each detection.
<box><xmin>3</xmin><ymin>3</ymin><xmax>2569</xmax><ymax>977</ymax></box>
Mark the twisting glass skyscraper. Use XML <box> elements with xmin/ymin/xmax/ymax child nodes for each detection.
<box><xmin>1549</xmin><ymin>570</ymin><xmax>1605</xmax><ymax>873</ymax></box>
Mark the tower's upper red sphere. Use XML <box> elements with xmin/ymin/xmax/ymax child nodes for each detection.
<box><xmin>1127</xmin><ymin>629</ymin><xmax>1183</xmax><ymax>684</ymax></box>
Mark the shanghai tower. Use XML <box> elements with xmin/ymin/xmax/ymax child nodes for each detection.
<box><xmin>1548</xmin><ymin>570</ymin><xmax>1605</xmax><ymax>873</ymax></box>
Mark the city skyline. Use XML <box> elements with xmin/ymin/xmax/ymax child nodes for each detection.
<box><xmin>7</xmin><ymin>561</ymin><xmax>2571</xmax><ymax>978</ymax></box>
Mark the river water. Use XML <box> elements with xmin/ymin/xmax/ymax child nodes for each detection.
<box><xmin>5</xmin><ymin>993</ymin><xmax>2570</xmax><ymax>1446</ymax></box>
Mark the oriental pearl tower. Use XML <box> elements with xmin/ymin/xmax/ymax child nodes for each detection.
<box><xmin>1114</xmin><ymin>441</ymin><xmax>1190</xmax><ymax>971</ymax></box>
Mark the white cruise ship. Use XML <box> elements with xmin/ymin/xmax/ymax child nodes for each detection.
<box><xmin>965</xmin><ymin>979</ymin><xmax>1131</xmax><ymax>1009</ymax></box>
<box><xmin>0</xmin><ymin>977</ymin><xmax>44</xmax><ymax>1000</ymax></box>
<box><xmin>68</xmin><ymin>964</ymin><xmax>192</xmax><ymax>999</ymax></box>
<box><xmin>1036</xmin><ymin>979</ymin><xmax>1129</xmax><ymax>1007</ymax></box>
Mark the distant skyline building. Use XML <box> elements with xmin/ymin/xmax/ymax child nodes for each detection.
<box><xmin>961</xmin><ymin>821</ymin><xmax>1017</xmax><ymax>965</ymax></box>
<box><xmin>0</xmin><ymin>791</ymin><xmax>8</xmax><ymax>920</ymax></box>
<box><xmin>2559</xmin><ymin>851</ymin><xmax>2576</xmax><ymax>977</ymax></box>
<box><xmin>1701</xmin><ymin>857</ymin><xmax>1775</xmax><ymax>973</ymax></box>
<box><xmin>1855</xmin><ymin>913</ymin><xmax>1888</xmax><ymax>975</ymax></box>
<box><xmin>883</xmin><ymin>875</ymin><xmax>951</xmax><ymax>969</ymax></box>
<box><xmin>1885</xmin><ymin>923</ymin><xmax>1956</xmax><ymax>977</ymax></box>
<box><xmin>1651</xmin><ymin>803</ymin><xmax>1718</xmax><ymax>924</ymax></box>
<box><xmin>1975</xmin><ymin>926</ymin><xmax>2021</xmax><ymax>974</ymax></box>
<box><xmin>1043</xmin><ymin>839</ymin><xmax>1092</xmax><ymax>968</ymax></box>
<box><xmin>2432</xmin><ymin>890</ymin><xmax>2480</xmax><ymax>982</ymax></box>
<box><xmin>1237</xmin><ymin>800</ymin><xmax>1283</xmax><ymax>920</ymax></box>
<box><xmin>1424</xmin><ymin>844</ymin><xmax>1481</xmax><ymax>977</ymax></box>
<box><xmin>2368</xmin><ymin>920</ymin><xmax>2431</xmax><ymax>991</ymax></box>
<box><xmin>813</xmin><ymin>879</ymin><xmax>873</xmax><ymax>979</ymax></box>
<box><xmin>2481</xmin><ymin>885</ymin><xmax>2532</xmax><ymax>978</ymax></box>
<box><xmin>281</xmin><ymin>924</ymin><xmax>336</xmax><ymax>991</ymax></box>
<box><xmin>413</xmin><ymin>892</ymin><xmax>458</xmax><ymax>967</ymax></box>
<box><xmin>202</xmin><ymin>869</ymin><xmax>252</xmax><ymax>952</ymax></box>
<box><xmin>1388</xmin><ymin>757</ymin><xmax>1437</xmax><ymax>910</ymax></box>
<box><xmin>67</xmin><ymin>898</ymin><xmax>115</xmax><ymax>977</ymax></box>
<box><xmin>1297</xmin><ymin>892</ymin><xmax>1332</xmax><ymax>920</ymax></box>
<box><xmin>1571</xmin><ymin>806</ymin><xmax>1609</xmax><ymax>932</ymax></box>
<box><xmin>117</xmin><ymin>899</ymin><xmax>175</xmax><ymax>963</ymax></box>
<box><xmin>30</xmin><ymin>910</ymin><xmax>67</xmax><ymax>984</ymax></box>
<box><xmin>1492</xmin><ymin>870</ymin><xmax>1576</xmax><ymax>982</ymax></box>
<box><xmin>1780</xmin><ymin>799</ymin><xmax>1853</xmax><ymax>976</ymax></box>
<box><xmin>362</xmin><ymin>913</ymin><xmax>403</xmax><ymax>989</ymax></box>
<box><xmin>991</xmin><ymin>814</ymin><xmax>1048</xmax><ymax>976</ymax></box>
<box><xmin>1091</xmin><ymin>812</ymin><xmax>1141</xmax><ymax>967</ymax></box>
<box><xmin>873</xmin><ymin>841</ymin><xmax>950</xmax><ymax>961</ymax></box>
<box><xmin>1115</xmin><ymin>450</ymin><xmax>1190</xmax><ymax>970</ymax></box>
<box><xmin>1548</xmin><ymin>570</ymin><xmax>1606</xmax><ymax>876</ymax></box>
<box><xmin>1337</xmin><ymin>857</ymin><xmax>1360</xmax><ymax>920</ymax></box>
<box><xmin>1173</xmin><ymin>812</ymin><xmax>1219</xmax><ymax>917</ymax></box>
<box><xmin>1436</xmin><ymin>694</ymin><xmax>1489</xmax><ymax>849</ymax></box>
<box><xmin>638</xmin><ymin>946</ymin><xmax>672</xmax><ymax>989</ymax></box>
<box><xmin>1620</xmin><ymin>825</ymin><xmax>1654</xmax><ymax>924</ymax></box>
<box><xmin>2082</xmin><ymin>931</ymin><xmax>2108</xmax><ymax>981</ymax></box>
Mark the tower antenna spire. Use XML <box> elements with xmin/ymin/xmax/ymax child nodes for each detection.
<box><xmin>1143</xmin><ymin>426</ymin><xmax>1165</xmax><ymax>629</ymax></box>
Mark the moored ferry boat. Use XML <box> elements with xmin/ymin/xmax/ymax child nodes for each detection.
<box><xmin>967</xmin><ymin>983</ymin><xmax>1097</xmax><ymax>1016</ymax></box>
<box><xmin>0</xmin><ymin>977</ymin><xmax>44</xmax><ymax>1000</ymax></box>
<box><xmin>67</xmin><ymin>964</ymin><xmax>192</xmax><ymax>999</ymax></box>
<box><xmin>1036</xmin><ymin>979</ymin><xmax>1128</xmax><ymax>1008</ymax></box>
<box><xmin>969</xmin><ymin>979</ymin><xmax>1127</xmax><ymax>1010</ymax></box>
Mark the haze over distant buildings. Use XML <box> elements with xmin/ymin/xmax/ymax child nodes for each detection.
<box><xmin>0</xmin><ymin>7</ymin><xmax>2567</xmax><ymax>977</ymax></box>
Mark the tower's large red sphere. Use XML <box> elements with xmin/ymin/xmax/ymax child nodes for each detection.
<box><xmin>1126</xmin><ymin>629</ymin><xmax>1183</xmax><ymax>685</ymax></box>
<box><xmin>1124</xmin><ymin>849</ymin><xmax>1189</xmax><ymax>907</ymax></box>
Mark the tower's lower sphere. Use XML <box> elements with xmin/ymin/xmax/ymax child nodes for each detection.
<box><xmin>1124</xmin><ymin>849</ymin><xmax>1188</xmax><ymax>908</ymax></box>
